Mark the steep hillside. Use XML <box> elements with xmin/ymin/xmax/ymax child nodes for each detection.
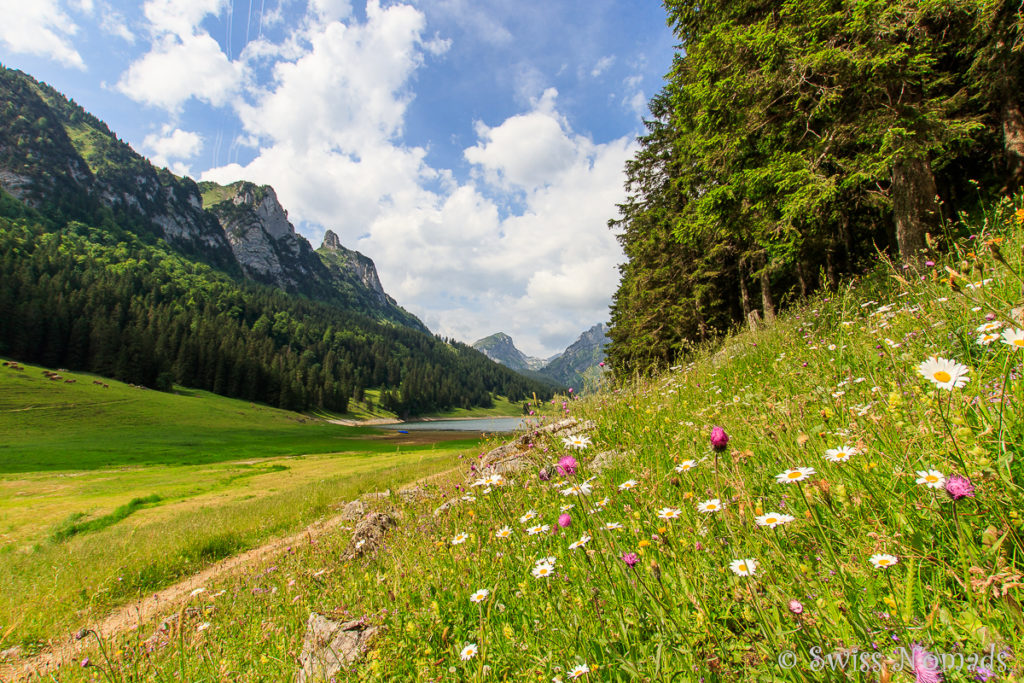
<box><xmin>539</xmin><ymin>322</ymin><xmax>609</xmax><ymax>389</ymax></box>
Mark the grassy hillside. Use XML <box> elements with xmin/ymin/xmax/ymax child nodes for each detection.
<box><xmin>36</xmin><ymin>198</ymin><xmax>1024</xmax><ymax>680</ymax></box>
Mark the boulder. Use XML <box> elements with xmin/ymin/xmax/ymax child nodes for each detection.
<box><xmin>341</xmin><ymin>512</ymin><xmax>396</xmax><ymax>560</ymax></box>
<box><xmin>295</xmin><ymin>614</ymin><xmax>378</xmax><ymax>682</ymax></box>
<box><xmin>339</xmin><ymin>500</ymin><xmax>365</xmax><ymax>522</ymax></box>
<box><xmin>590</xmin><ymin>450</ymin><xmax>626</xmax><ymax>474</ymax></box>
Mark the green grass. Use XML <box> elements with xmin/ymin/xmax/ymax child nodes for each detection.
<box><xmin>47</xmin><ymin>197</ymin><xmax>1024</xmax><ymax>681</ymax></box>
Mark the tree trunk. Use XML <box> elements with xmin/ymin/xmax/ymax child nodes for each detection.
<box><xmin>738</xmin><ymin>260</ymin><xmax>756</xmax><ymax>330</ymax></box>
<box><xmin>1003</xmin><ymin>99</ymin><xmax>1024</xmax><ymax>190</ymax></box>
<box><xmin>796</xmin><ymin>260</ymin><xmax>808</xmax><ymax>298</ymax></box>
<box><xmin>759</xmin><ymin>257</ymin><xmax>776</xmax><ymax>321</ymax></box>
<box><xmin>891</xmin><ymin>154</ymin><xmax>940</xmax><ymax>265</ymax></box>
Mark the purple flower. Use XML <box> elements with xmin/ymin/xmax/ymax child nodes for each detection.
<box><xmin>621</xmin><ymin>552</ymin><xmax>639</xmax><ymax>568</ymax></box>
<box><xmin>973</xmin><ymin>666</ymin><xmax>994</xmax><ymax>682</ymax></box>
<box><xmin>710</xmin><ymin>426</ymin><xmax>729</xmax><ymax>451</ymax></box>
<box><xmin>558</xmin><ymin>513</ymin><xmax>572</xmax><ymax>528</ymax></box>
<box><xmin>557</xmin><ymin>455</ymin><xmax>578</xmax><ymax>477</ymax></box>
<box><xmin>912</xmin><ymin>643</ymin><xmax>943</xmax><ymax>683</ymax></box>
<box><xmin>788</xmin><ymin>599</ymin><xmax>804</xmax><ymax>615</ymax></box>
<box><xmin>538</xmin><ymin>467</ymin><xmax>552</xmax><ymax>482</ymax></box>
<box><xmin>926</xmin><ymin>260</ymin><xmax>936</xmax><ymax>267</ymax></box>
<box><xmin>945</xmin><ymin>475</ymin><xmax>975</xmax><ymax>501</ymax></box>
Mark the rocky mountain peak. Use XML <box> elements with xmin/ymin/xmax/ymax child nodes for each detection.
<box><xmin>322</xmin><ymin>229</ymin><xmax>342</xmax><ymax>251</ymax></box>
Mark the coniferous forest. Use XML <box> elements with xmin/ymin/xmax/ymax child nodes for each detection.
<box><xmin>608</xmin><ymin>0</ymin><xmax>1024</xmax><ymax>373</ymax></box>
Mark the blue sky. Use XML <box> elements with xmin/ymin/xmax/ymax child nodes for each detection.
<box><xmin>0</xmin><ymin>0</ymin><xmax>676</xmax><ymax>356</ymax></box>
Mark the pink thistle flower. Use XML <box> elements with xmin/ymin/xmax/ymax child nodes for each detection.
<box><xmin>710</xmin><ymin>426</ymin><xmax>729</xmax><ymax>451</ymax></box>
<box><xmin>557</xmin><ymin>455</ymin><xmax>578</xmax><ymax>477</ymax></box>
<box><xmin>945</xmin><ymin>475</ymin><xmax>975</xmax><ymax>501</ymax></box>
<box><xmin>912</xmin><ymin>643</ymin><xmax>943</xmax><ymax>683</ymax></box>
<box><xmin>558</xmin><ymin>513</ymin><xmax>572</xmax><ymax>528</ymax></box>
<box><xmin>788</xmin><ymin>599</ymin><xmax>803</xmax><ymax>614</ymax></box>
<box><xmin>621</xmin><ymin>552</ymin><xmax>639</xmax><ymax>568</ymax></box>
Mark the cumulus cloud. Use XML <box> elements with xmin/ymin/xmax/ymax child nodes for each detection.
<box><xmin>143</xmin><ymin>126</ymin><xmax>203</xmax><ymax>173</ymax></box>
<box><xmin>0</xmin><ymin>0</ymin><xmax>85</xmax><ymax>69</ymax></box>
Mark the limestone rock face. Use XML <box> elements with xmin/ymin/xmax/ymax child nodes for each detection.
<box><xmin>295</xmin><ymin>614</ymin><xmax>378</xmax><ymax>683</ymax></box>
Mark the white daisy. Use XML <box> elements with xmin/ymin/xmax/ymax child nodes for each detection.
<box><xmin>869</xmin><ymin>553</ymin><xmax>898</xmax><ymax>569</ymax></box>
<box><xmin>976</xmin><ymin>321</ymin><xmax>1003</xmax><ymax>333</ymax></box>
<box><xmin>775</xmin><ymin>467</ymin><xmax>815</xmax><ymax>484</ymax></box>
<box><xmin>915</xmin><ymin>469</ymin><xmax>946</xmax><ymax>489</ymax></box>
<box><xmin>917</xmin><ymin>356</ymin><xmax>970</xmax><ymax>390</ymax></box>
<box><xmin>754</xmin><ymin>513</ymin><xmax>795</xmax><ymax>528</ymax></box>
<box><xmin>562</xmin><ymin>435</ymin><xmax>592</xmax><ymax>450</ymax></box>
<box><xmin>531</xmin><ymin>562</ymin><xmax>555</xmax><ymax>579</ymax></box>
<box><xmin>568</xmin><ymin>535</ymin><xmax>591</xmax><ymax>550</ymax></box>
<box><xmin>977</xmin><ymin>332</ymin><xmax>1000</xmax><ymax>346</ymax></box>
<box><xmin>729</xmin><ymin>558</ymin><xmax>757</xmax><ymax>576</ymax></box>
<box><xmin>460</xmin><ymin>643</ymin><xmax>478</xmax><ymax>660</ymax></box>
<box><xmin>568</xmin><ymin>663</ymin><xmax>591</xmax><ymax>679</ymax></box>
<box><xmin>656</xmin><ymin>506</ymin><xmax>681</xmax><ymax>520</ymax></box>
<box><xmin>604</xmin><ymin>522</ymin><xmax>623</xmax><ymax>531</ymax></box>
<box><xmin>674</xmin><ymin>460</ymin><xmax>697</xmax><ymax>473</ymax></box>
<box><xmin>618</xmin><ymin>479</ymin><xmax>638</xmax><ymax>491</ymax></box>
<box><xmin>1001</xmin><ymin>327</ymin><xmax>1024</xmax><ymax>349</ymax></box>
<box><xmin>526</xmin><ymin>524</ymin><xmax>550</xmax><ymax>536</ymax></box>
<box><xmin>469</xmin><ymin>588</ymin><xmax>489</xmax><ymax>603</ymax></box>
<box><xmin>696</xmin><ymin>498</ymin><xmax>723</xmax><ymax>513</ymax></box>
<box><xmin>559</xmin><ymin>504</ymin><xmax>576</xmax><ymax>512</ymax></box>
<box><xmin>495</xmin><ymin>526</ymin><xmax>513</xmax><ymax>539</ymax></box>
<box><xmin>451</xmin><ymin>532</ymin><xmax>468</xmax><ymax>545</ymax></box>
<box><xmin>824</xmin><ymin>446</ymin><xmax>857</xmax><ymax>463</ymax></box>
<box><xmin>535</xmin><ymin>556</ymin><xmax>556</xmax><ymax>566</ymax></box>
<box><xmin>561</xmin><ymin>482</ymin><xmax>593</xmax><ymax>497</ymax></box>
<box><xmin>519</xmin><ymin>510</ymin><xmax>538</xmax><ymax>524</ymax></box>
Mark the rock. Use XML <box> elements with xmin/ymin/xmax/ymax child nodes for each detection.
<box><xmin>360</xmin><ymin>489</ymin><xmax>391</xmax><ymax>501</ymax></box>
<box><xmin>342</xmin><ymin>512</ymin><xmax>396</xmax><ymax>560</ymax></box>
<box><xmin>590</xmin><ymin>450</ymin><xmax>626</xmax><ymax>473</ymax></box>
<box><xmin>0</xmin><ymin>645</ymin><xmax>22</xmax><ymax>661</ymax></box>
<box><xmin>433</xmin><ymin>497</ymin><xmax>459</xmax><ymax>517</ymax></box>
<box><xmin>339</xmin><ymin>500</ymin><xmax>365</xmax><ymax>522</ymax></box>
<box><xmin>296</xmin><ymin>614</ymin><xmax>378</xmax><ymax>683</ymax></box>
<box><xmin>397</xmin><ymin>485</ymin><xmax>425</xmax><ymax>502</ymax></box>
<box><xmin>472</xmin><ymin>418</ymin><xmax>597</xmax><ymax>479</ymax></box>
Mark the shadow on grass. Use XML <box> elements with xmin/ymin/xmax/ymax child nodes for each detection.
<box><xmin>49</xmin><ymin>494</ymin><xmax>162</xmax><ymax>542</ymax></box>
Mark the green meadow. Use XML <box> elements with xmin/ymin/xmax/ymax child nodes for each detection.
<box><xmin>0</xmin><ymin>367</ymin><xmax>484</xmax><ymax>648</ymax></box>
<box><xmin>36</xmin><ymin>198</ymin><xmax>1024</xmax><ymax>682</ymax></box>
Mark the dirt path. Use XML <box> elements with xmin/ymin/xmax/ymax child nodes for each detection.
<box><xmin>0</xmin><ymin>467</ymin><xmax>461</xmax><ymax>681</ymax></box>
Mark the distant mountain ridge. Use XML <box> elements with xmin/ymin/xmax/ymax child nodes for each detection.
<box><xmin>472</xmin><ymin>323</ymin><xmax>610</xmax><ymax>390</ymax></box>
<box><xmin>0</xmin><ymin>66</ymin><xmax>423</xmax><ymax>331</ymax></box>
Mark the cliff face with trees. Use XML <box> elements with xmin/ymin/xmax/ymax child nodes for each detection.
<box><xmin>608</xmin><ymin>0</ymin><xmax>1024</xmax><ymax>373</ymax></box>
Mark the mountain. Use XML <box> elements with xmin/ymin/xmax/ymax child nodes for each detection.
<box><xmin>0</xmin><ymin>66</ymin><xmax>421</xmax><ymax>331</ymax></box>
<box><xmin>472</xmin><ymin>333</ymin><xmax>549</xmax><ymax>372</ymax></box>
<box><xmin>0</xmin><ymin>66</ymin><xmax>555</xmax><ymax>415</ymax></box>
<box><xmin>539</xmin><ymin>323</ymin><xmax>610</xmax><ymax>389</ymax></box>
<box><xmin>472</xmin><ymin>324</ymin><xmax>610</xmax><ymax>390</ymax></box>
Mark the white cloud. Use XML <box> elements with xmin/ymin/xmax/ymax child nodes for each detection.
<box><xmin>143</xmin><ymin>126</ymin><xmax>203</xmax><ymax>171</ymax></box>
<box><xmin>308</xmin><ymin>0</ymin><xmax>352</xmax><ymax>23</ymax></box>
<box><xmin>0</xmin><ymin>0</ymin><xmax>85</xmax><ymax>69</ymax></box>
<box><xmin>117</xmin><ymin>32</ymin><xmax>244</xmax><ymax>110</ymax></box>
<box><xmin>143</xmin><ymin>0</ymin><xmax>227</xmax><ymax>39</ymax></box>
<box><xmin>591</xmin><ymin>55</ymin><xmax>615</xmax><ymax>77</ymax></box>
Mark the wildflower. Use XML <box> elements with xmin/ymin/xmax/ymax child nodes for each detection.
<box><xmin>567</xmin><ymin>663</ymin><xmax>591</xmax><ymax>679</ymax></box>
<box><xmin>604</xmin><ymin>522</ymin><xmax>623</xmax><ymax>531</ymax></box>
<box><xmin>710</xmin><ymin>426</ymin><xmax>729</xmax><ymax>451</ymax></box>
<box><xmin>788</xmin><ymin>599</ymin><xmax>803</xmax><ymax>614</ymax></box>
<box><xmin>562</xmin><ymin>435</ymin><xmax>591</xmax><ymax>450</ymax></box>
<box><xmin>560</xmin><ymin>504</ymin><xmax>575</xmax><ymax>513</ymax></box>
<box><xmin>977</xmin><ymin>332</ymin><xmax>1000</xmax><ymax>346</ymax></box>
<box><xmin>568</xmin><ymin>535</ymin><xmax>591</xmax><ymax>550</ymax></box>
<box><xmin>538</xmin><ymin>467</ymin><xmax>552</xmax><ymax>481</ymax></box>
<box><xmin>451</xmin><ymin>533</ymin><xmax>468</xmax><ymax>545</ymax></box>
<box><xmin>189</xmin><ymin>588</ymin><xmax>206</xmax><ymax>597</ymax></box>
<box><xmin>915</xmin><ymin>470</ymin><xmax>946</xmax><ymax>489</ymax></box>
<box><xmin>495</xmin><ymin>526</ymin><xmax>513</xmax><ymax>539</ymax></box>
<box><xmin>911</xmin><ymin>643</ymin><xmax>942</xmax><ymax>683</ymax></box>
<box><xmin>557</xmin><ymin>455</ymin><xmax>579</xmax><ymax>477</ymax></box>
<box><xmin>561</xmin><ymin>482</ymin><xmax>593</xmax><ymax>496</ymax></box>
<box><xmin>535</xmin><ymin>556</ymin><xmax>556</xmax><ymax>566</ymax></box>
<box><xmin>674</xmin><ymin>460</ymin><xmax>697</xmax><ymax>473</ymax></box>
<box><xmin>470</xmin><ymin>589</ymin><xmax>489</xmax><ymax>603</ymax></box>
<box><xmin>621</xmin><ymin>552</ymin><xmax>639</xmax><ymax>567</ymax></box>
<box><xmin>618</xmin><ymin>479</ymin><xmax>638</xmax><ymax>491</ymax></box>
<box><xmin>696</xmin><ymin>499</ymin><xmax>723</xmax><ymax>513</ymax></box>
<box><xmin>729</xmin><ymin>558</ymin><xmax>757</xmax><ymax>576</ymax></box>
<box><xmin>531</xmin><ymin>562</ymin><xmax>555</xmax><ymax>579</ymax></box>
<box><xmin>825</xmin><ymin>446</ymin><xmax>857</xmax><ymax>463</ymax></box>
<box><xmin>1001</xmin><ymin>327</ymin><xmax>1024</xmax><ymax>348</ymax></box>
<box><xmin>196</xmin><ymin>622</ymin><xmax>211</xmax><ymax>632</ymax></box>
<box><xmin>945</xmin><ymin>474</ymin><xmax>975</xmax><ymax>500</ymax></box>
<box><xmin>755</xmin><ymin>513</ymin><xmax>795</xmax><ymax>528</ymax></box>
<box><xmin>917</xmin><ymin>356</ymin><xmax>970</xmax><ymax>390</ymax></box>
<box><xmin>519</xmin><ymin>510</ymin><xmax>538</xmax><ymax>524</ymax></box>
<box><xmin>976</xmin><ymin>321</ymin><xmax>1002</xmax><ymax>333</ymax></box>
<box><xmin>527</xmin><ymin>524</ymin><xmax>550</xmax><ymax>536</ymax></box>
<box><xmin>775</xmin><ymin>467</ymin><xmax>815</xmax><ymax>484</ymax></box>
<box><xmin>595</xmin><ymin>496</ymin><xmax>610</xmax><ymax>508</ymax></box>
<box><xmin>657</xmin><ymin>507</ymin><xmax>682</xmax><ymax>520</ymax></box>
<box><xmin>558</xmin><ymin>513</ymin><xmax>572</xmax><ymax>528</ymax></box>
<box><xmin>869</xmin><ymin>554</ymin><xmax>898</xmax><ymax>569</ymax></box>
<box><xmin>460</xmin><ymin>643</ymin><xmax>478</xmax><ymax>660</ymax></box>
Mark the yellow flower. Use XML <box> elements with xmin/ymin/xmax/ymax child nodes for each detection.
<box><xmin>638</xmin><ymin>540</ymin><xmax>651</xmax><ymax>548</ymax></box>
<box><xmin>503</xmin><ymin>624</ymin><xmax>514</xmax><ymax>639</ymax></box>
<box><xmin>883</xmin><ymin>596</ymin><xmax>897</xmax><ymax>610</ymax></box>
